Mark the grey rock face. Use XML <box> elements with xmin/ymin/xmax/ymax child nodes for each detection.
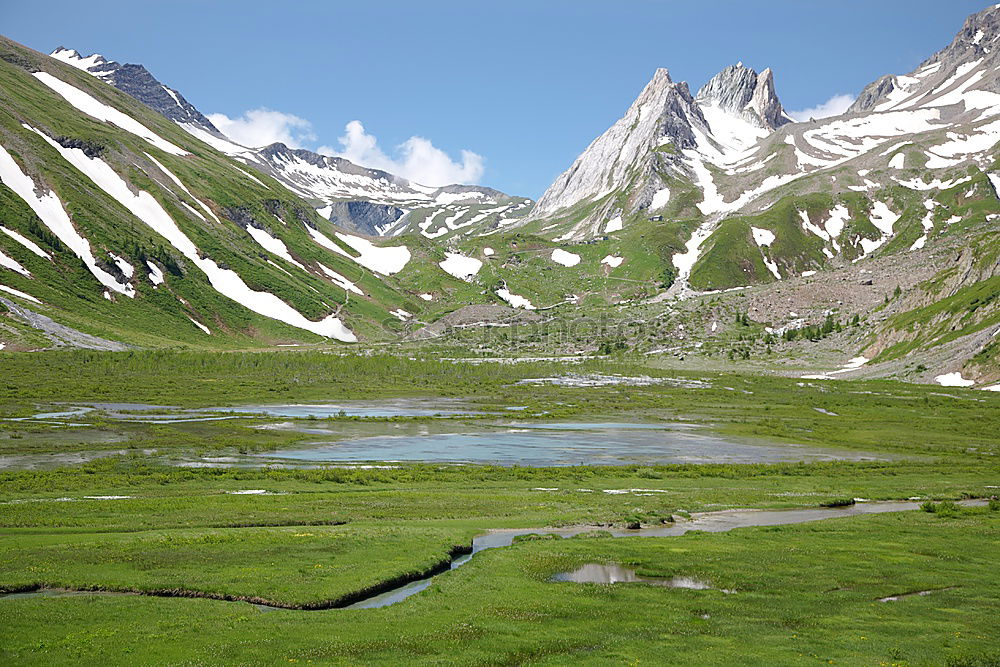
<box><xmin>696</xmin><ymin>64</ymin><xmax>758</xmax><ymax>114</ymax></box>
<box><xmin>50</xmin><ymin>47</ymin><xmax>220</xmax><ymax>135</ymax></box>
<box><xmin>324</xmin><ymin>201</ymin><xmax>405</xmax><ymax>236</ymax></box>
<box><xmin>532</xmin><ymin>68</ymin><xmax>707</xmax><ymax>219</ymax></box>
<box><xmin>0</xmin><ymin>297</ymin><xmax>130</xmax><ymax>350</ymax></box>
<box><xmin>696</xmin><ymin>63</ymin><xmax>791</xmax><ymax>129</ymax></box>
<box><xmin>849</xmin><ymin>75</ymin><xmax>899</xmax><ymax>114</ymax></box>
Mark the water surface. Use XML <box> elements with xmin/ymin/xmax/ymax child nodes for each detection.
<box><xmin>264</xmin><ymin>422</ymin><xmax>879</xmax><ymax>466</ymax></box>
<box><xmin>551</xmin><ymin>564</ymin><xmax>718</xmax><ymax>590</ymax></box>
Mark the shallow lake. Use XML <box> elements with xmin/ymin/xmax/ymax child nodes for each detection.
<box><xmin>262</xmin><ymin>422</ymin><xmax>880</xmax><ymax>466</ymax></box>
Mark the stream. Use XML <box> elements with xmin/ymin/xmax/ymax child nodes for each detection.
<box><xmin>1</xmin><ymin>500</ymin><xmax>984</xmax><ymax>611</ymax></box>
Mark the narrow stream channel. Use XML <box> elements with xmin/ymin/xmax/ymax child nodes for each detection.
<box><xmin>1</xmin><ymin>500</ymin><xmax>985</xmax><ymax>611</ymax></box>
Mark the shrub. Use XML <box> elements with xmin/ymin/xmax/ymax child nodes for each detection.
<box><xmin>820</xmin><ymin>498</ymin><xmax>856</xmax><ymax>508</ymax></box>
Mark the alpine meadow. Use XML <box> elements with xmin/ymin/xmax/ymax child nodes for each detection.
<box><xmin>0</xmin><ymin>2</ymin><xmax>999</xmax><ymax>665</ymax></box>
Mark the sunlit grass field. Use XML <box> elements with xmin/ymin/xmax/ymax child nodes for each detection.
<box><xmin>0</xmin><ymin>351</ymin><xmax>998</xmax><ymax>664</ymax></box>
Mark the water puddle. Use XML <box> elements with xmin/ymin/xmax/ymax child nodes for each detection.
<box><xmin>878</xmin><ymin>586</ymin><xmax>957</xmax><ymax>602</ymax></box>
<box><xmin>3</xmin><ymin>399</ymin><xmax>483</xmax><ymax>428</ymax></box>
<box><xmin>550</xmin><ymin>564</ymin><xmax>726</xmax><ymax>592</ymax></box>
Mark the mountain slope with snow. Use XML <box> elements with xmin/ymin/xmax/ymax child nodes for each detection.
<box><xmin>51</xmin><ymin>47</ymin><xmax>532</xmax><ymax>240</ymax></box>
<box><xmin>0</xmin><ymin>36</ymin><xmax>500</xmax><ymax>347</ymax></box>
<box><xmin>0</xmin><ymin>8</ymin><xmax>997</xmax><ymax>385</ymax></box>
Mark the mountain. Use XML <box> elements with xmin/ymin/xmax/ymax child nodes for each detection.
<box><xmin>694</xmin><ymin>63</ymin><xmax>793</xmax><ymax>131</ymax></box>
<box><xmin>50</xmin><ymin>47</ymin><xmax>532</xmax><ymax>240</ymax></box>
<box><xmin>511</xmin><ymin>5</ymin><xmax>1000</xmax><ymax>385</ymax></box>
<box><xmin>523</xmin><ymin>62</ymin><xmax>790</xmax><ymax>241</ymax></box>
<box><xmin>849</xmin><ymin>6</ymin><xmax>1000</xmax><ymax>114</ymax></box>
<box><xmin>1</xmin><ymin>36</ymin><xmax>503</xmax><ymax>347</ymax></box>
<box><xmin>1</xmin><ymin>5</ymin><xmax>998</xmax><ymax>387</ymax></box>
<box><xmin>49</xmin><ymin>47</ymin><xmax>223</xmax><ymax>138</ymax></box>
<box><xmin>237</xmin><ymin>143</ymin><xmax>532</xmax><ymax>238</ymax></box>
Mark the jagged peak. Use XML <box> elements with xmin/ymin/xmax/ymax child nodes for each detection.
<box><xmin>633</xmin><ymin>68</ymin><xmax>684</xmax><ymax>104</ymax></box>
<box><xmin>650</xmin><ymin>67</ymin><xmax>673</xmax><ymax>84</ymax></box>
<box><xmin>50</xmin><ymin>46</ymin><xmax>111</xmax><ymax>72</ymax></box>
<box><xmin>48</xmin><ymin>44</ymin><xmax>221</xmax><ymax>135</ymax></box>
<box><xmin>696</xmin><ymin>62</ymin><xmax>790</xmax><ymax>130</ymax></box>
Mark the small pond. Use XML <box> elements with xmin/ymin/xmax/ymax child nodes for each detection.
<box><xmin>551</xmin><ymin>564</ymin><xmax>721</xmax><ymax>591</ymax></box>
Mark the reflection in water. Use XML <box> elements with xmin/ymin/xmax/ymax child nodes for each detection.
<box><xmin>551</xmin><ymin>564</ymin><xmax>717</xmax><ymax>590</ymax></box>
<box><xmin>0</xmin><ymin>501</ymin><xmax>985</xmax><ymax>611</ymax></box>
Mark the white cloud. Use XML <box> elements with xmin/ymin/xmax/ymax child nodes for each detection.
<box><xmin>319</xmin><ymin>120</ymin><xmax>484</xmax><ymax>187</ymax></box>
<box><xmin>206</xmin><ymin>108</ymin><xmax>316</xmax><ymax>149</ymax></box>
<box><xmin>788</xmin><ymin>94</ymin><xmax>856</xmax><ymax>122</ymax></box>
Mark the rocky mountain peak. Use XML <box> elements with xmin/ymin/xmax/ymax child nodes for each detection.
<box><xmin>850</xmin><ymin>4</ymin><xmax>1000</xmax><ymax>114</ymax></box>
<box><xmin>49</xmin><ymin>46</ymin><xmax>220</xmax><ymax>135</ymax></box>
<box><xmin>530</xmin><ymin>68</ymin><xmax>709</xmax><ymax>221</ymax></box>
<box><xmin>50</xmin><ymin>47</ymin><xmax>112</xmax><ymax>73</ymax></box>
<box><xmin>696</xmin><ymin>63</ymin><xmax>791</xmax><ymax>130</ymax></box>
<box><xmin>938</xmin><ymin>3</ymin><xmax>1000</xmax><ymax>59</ymax></box>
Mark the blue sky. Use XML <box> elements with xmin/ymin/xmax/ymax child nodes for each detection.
<box><xmin>5</xmin><ymin>1</ymin><xmax>992</xmax><ymax>197</ymax></box>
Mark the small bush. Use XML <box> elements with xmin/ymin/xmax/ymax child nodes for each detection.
<box><xmin>512</xmin><ymin>533</ymin><xmax>561</xmax><ymax>544</ymax></box>
<box><xmin>922</xmin><ymin>500</ymin><xmax>961</xmax><ymax>516</ymax></box>
<box><xmin>571</xmin><ymin>530</ymin><xmax>613</xmax><ymax>539</ymax></box>
<box><xmin>820</xmin><ymin>498</ymin><xmax>856</xmax><ymax>508</ymax></box>
<box><xmin>945</xmin><ymin>652</ymin><xmax>1000</xmax><ymax>667</ymax></box>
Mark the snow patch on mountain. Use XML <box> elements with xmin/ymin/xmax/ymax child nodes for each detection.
<box><xmin>146</xmin><ymin>261</ymin><xmax>164</xmax><ymax>286</ymax></box>
<box><xmin>649</xmin><ymin>188</ymin><xmax>671</xmax><ymax>210</ymax></box>
<box><xmin>751</xmin><ymin>227</ymin><xmax>775</xmax><ymax>247</ymax></box>
<box><xmin>1</xmin><ymin>226</ymin><xmax>51</xmax><ymax>260</ymax></box>
<box><xmin>855</xmin><ymin>202</ymin><xmax>900</xmax><ymax>258</ymax></box>
<box><xmin>439</xmin><ymin>252</ymin><xmax>482</xmax><ymax>281</ymax></box>
<box><xmin>27</xmin><ymin>126</ymin><xmax>355</xmax><ymax>341</ymax></box>
<box><xmin>188</xmin><ymin>317</ymin><xmax>211</xmax><ymax>335</ymax></box>
<box><xmin>601</xmin><ymin>255</ymin><xmax>624</xmax><ymax>268</ymax></box>
<box><xmin>551</xmin><ymin>249</ymin><xmax>581</xmax><ymax>267</ymax></box>
<box><xmin>0</xmin><ymin>284</ymin><xmax>42</xmax><ymax>304</ymax></box>
<box><xmin>317</xmin><ymin>264</ymin><xmax>363</xmax><ymax>295</ymax></box>
<box><xmin>0</xmin><ymin>249</ymin><xmax>30</xmax><ymax>277</ymax></box>
<box><xmin>33</xmin><ymin>72</ymin><xmax>187</xmax><ymax>155</ymax></box>
<box><xmin>496</xmin><ymin>288</ymin><xmax>535</xmax><ymax>310</ymax></box>
<box><xmin>334</xmin><ymin>233</ymin><xmax>410</xmax><ymax>275</ymax></box>
<box><xmin>245</xmin><ymin>226</ymin><xmax>305</xmax><ymax>271</ymax></box>
<box><xmin>0</xmin><ymin>142</ymin><xmax>133</xmax><ymax>296</ymax></box>
<box><xmin>935</xmin><ymin>372</ymin><xmax>975</xmax><ymax>387</ymax></box>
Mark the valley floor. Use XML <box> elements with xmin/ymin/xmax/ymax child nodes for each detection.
<box><xmin>0</xmin><ymin>351</ymin><xmax>998</xmax><ymax>664</ymax></box>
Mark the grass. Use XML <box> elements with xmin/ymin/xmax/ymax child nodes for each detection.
<box><xmin>0</xmin><ymin>351</ymin><xmax>996</xmax><ymax>663</ymax></box>
<box><xmin>1</xmin><ymin>504</ymin><xmax>997</xmax><ymax>664</ymax></box>
<box><xmin>875</xmin><ymin>275</ymin><xmax>1000</xmax><ymax>364</ymax></box>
